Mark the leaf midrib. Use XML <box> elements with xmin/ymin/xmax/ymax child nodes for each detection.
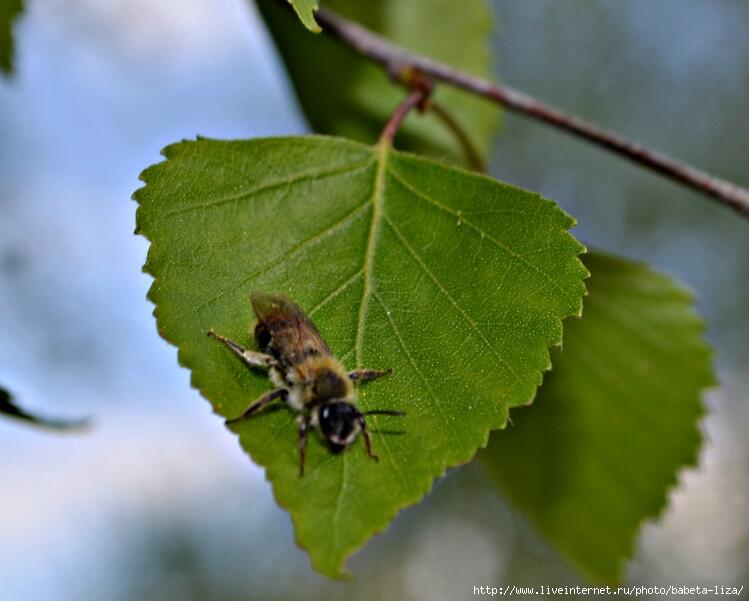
<box><xmin>330</xmin><ymin>144</ymin><xmax>389</xmax><ymax>568</ymax></box>
<box><xmin>354</xmin><ymin>143</ymin><xmax>389</xmax><ymax>368</ymax></box>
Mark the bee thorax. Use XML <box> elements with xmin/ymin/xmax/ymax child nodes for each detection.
<box><xmin>286</xmin><ymin>385</ymin><xmax>306</xmax><ymax>411</ymax></box>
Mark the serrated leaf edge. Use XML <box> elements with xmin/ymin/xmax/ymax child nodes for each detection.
<box><xmin>133</xmin><ymin>134</ymin><xmax>589</xmax><ymax>578</ymax></box>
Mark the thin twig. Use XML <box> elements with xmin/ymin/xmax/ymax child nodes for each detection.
<box><xmin>314</xmin><ymin>5</ymin><xmax>749</xmax><ymax>218</ymax></box>
<box><xmin>430</xmin><ymin>102</ymin><xmax>486</xmax><ymax>172</ymax></box>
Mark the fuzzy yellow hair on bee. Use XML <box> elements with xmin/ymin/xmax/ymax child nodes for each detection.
<box><xmin>208</xmin><ymin>291</ymin><xmax>403</xmax><ymax>476</ymax></box>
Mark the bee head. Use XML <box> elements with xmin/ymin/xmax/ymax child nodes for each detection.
<box><xmin>318</xmin><ymin>401</ymin><xmax>362</xmax><ymax>451</ymax></box>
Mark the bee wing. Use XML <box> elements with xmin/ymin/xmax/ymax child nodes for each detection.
<box><xmin>250</xmin><ymin>291</ymin><xmax>332</xmax><ymax>370</ymax></box>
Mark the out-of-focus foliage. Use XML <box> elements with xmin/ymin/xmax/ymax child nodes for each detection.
<box><xmin>0</xmin><ymin>0</ymin><xmax>23</xmax><ymax>75</ymax></box>
<box><xmin>482</xmin><ymin>252</ymin><xmax>715</xmax><ymax>582</ymax></box>
<box><xmin>256</xmin><ymin>0</ymin><xmax>499</xmax><ymax>166</ymax></box>
<box><xmin>0</xmin><ymin>386</ymin><xmax>89</xmax><ymax>430</ymax></box>
<box><xmin>287</xmin><ymin>0</ymin><xmax>320</xmax><ymax>32</ymax></box>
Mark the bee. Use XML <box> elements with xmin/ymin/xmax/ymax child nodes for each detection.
<box><xmin>208</xmin><ymin>291</ymin><xmax>403</xmax><ymax>476</ymax></box>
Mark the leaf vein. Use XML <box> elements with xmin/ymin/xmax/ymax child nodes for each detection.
<box><xmin>186</xmin><ymin>201</ymin><xmax>370</xmax><ymax>321</ymax></box>
<box><xmin>374</xmin><ymin>292</ymin><xmax>454</xmax><ymax>462</ymax></box>
<box><xmin>164</xmin><ymin>157</ymin><xmax>374</xmax><ymax>218</ymax></box>
<box><xmin>308</xmin><ymin>270</ymin><xmax>364</xmax><ymax>318</ymax></box>
<box><xmin>386</xmin><ymin>168</ymin><xmax>569</xmax><ymax>297</ymax></box>
<box><xmin>383</xmin><ymin>215</ymin><xmax>522</xmax><ymax>386</ymax></box>
<box><xmin>372</xmin><ymin>290</ymin><xmax>441</xmax><ymax>483</ymax></box>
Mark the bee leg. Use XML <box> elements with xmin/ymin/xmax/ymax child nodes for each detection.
<box><xmin>208</xmin><ymin>330</ymin><xmax>276</xmax><ymax>369</ymax></box>
<box><xmin>357</xmin><ymin>414</ymin><xmax>379</xmax><ymax>463</ymax></box>
<box><xmin>226</xmin><ymin>388</ymin><xmax>287</xmax><ymax>424</ymax></box>
<box><xmin>298</xmin><ymin>414</ymin><xmax>311</xmax><ymax>477</ymax></box>
<box><xmin>348</xmin><ymin>368</ymin><xmax>393</xmax><ymax>382</ymax></box>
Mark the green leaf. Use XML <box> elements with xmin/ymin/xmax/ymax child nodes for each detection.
<box><xmin>256</xmin><ymin>0</ymin><xmax>498</xmax><ymax>165</ymax></box>
<box><xmin>0</xmin><ymin>0</ymin><xmax>23</xmax><ymax>76</ymax></box>
<box><xmin>134</xmin><ymin>135</ymin><xmax>586</xmax><ymax>577</ymax></box>
<box><xmin>0</xmin><ymin>386</ymin><xmax>89</xmax><ymax>430</ymax></box>
<box><xmin>287</xmin><ymin>0</ymin><xmax>320</xmax><ymax>33</ymax></box>
<box><xmin>481</xmin><ymin>252</ymin><xmax>715</xmax><ymax>583</ymax></box>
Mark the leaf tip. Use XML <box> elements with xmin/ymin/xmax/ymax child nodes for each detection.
<box><xmin>287</xmin><ymin>0</ymin><xmax>321</xmax><ymax>33</ymax></box>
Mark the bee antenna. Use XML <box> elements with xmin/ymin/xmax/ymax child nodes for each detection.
<box><xmin>363</xmin><ymin>409</ymin><xmax>406</xmax><ymax>417</ymax></box>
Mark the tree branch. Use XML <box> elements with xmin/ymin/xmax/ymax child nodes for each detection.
<box><xmin>314</xmin><ymin>5</ymin><xmax>749</xmax><ymax>218</ymax></box>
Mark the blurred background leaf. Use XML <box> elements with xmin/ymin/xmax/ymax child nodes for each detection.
<box><xmin>287</xmin><ymin>0</ymin><xmax>320</xmax><ymax>32</ymax></box>
<box><xmin>0</xmin><ymin>0</ymin><xmax>23</xmax><ymax>75</ymax></box>
<box><xmin>0</xmin><ymin>386</ymin><xmax>89</xmax><ymax>430</ymax></box>
<box><xmin>256</xmin><ymin>0</ymin><xmax>499</xmax><ymax>166</ymax></box>
<box><xmin>482</xmin><ymin>252</ymin><xmax>715</xmax><ymax>582</ymax></box>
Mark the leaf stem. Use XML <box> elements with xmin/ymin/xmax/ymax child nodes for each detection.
<box><xmin>314</xmin><ymin>5</ymin><xmax>749</xmax><ymax>218</ymax></box>
<box><xmin>430</xmin><ymin>101</ymin><xmax>486</xmax><ymax>172</ymax></box>
<box><xmin>378</xmin><ymin>82</ymin><xmax>432</xmax><ymax>146</ymax></box>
